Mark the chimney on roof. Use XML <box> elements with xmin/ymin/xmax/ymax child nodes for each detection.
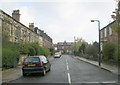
<box><xmin>12</xmin><ymin>10</ymin><xmax>20</xmax><ymax>22</ymax></box>
<box><xmin>29</xmin><ymin>23</ymin><xmax>34</xmax><ymax>31</ymax></box>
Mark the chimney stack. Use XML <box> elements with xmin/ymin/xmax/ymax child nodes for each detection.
<box><xmin>29</xmin><ymin>23</ymin><xmax>34</xmax><ymax>31</ymax></box>
<box><xmin>12</xmin><ymin>10</ymin><xmax>20</xmax><ymax>22</ymax></box>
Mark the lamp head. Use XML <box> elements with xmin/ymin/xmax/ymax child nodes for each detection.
<box><xmin>91</xmin><ymin>20</ymin><xmax>95</xmax><ymax>22</ymax></box>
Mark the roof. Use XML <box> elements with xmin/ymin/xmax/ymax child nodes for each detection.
<box><xmin>100</xmin><ymin>20</ymin><xmax>116</xmax><ymax>31</ymax></box>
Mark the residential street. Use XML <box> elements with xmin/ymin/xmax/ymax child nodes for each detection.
<box><xmin>1</xmin><ymin>1</ymin><xmax>120</xmax><ymax>85</ymax></box>
<box><xmin>6</xmin><ymin>55</ymin><xmax>118</xmax><ymax>84</ymax></box>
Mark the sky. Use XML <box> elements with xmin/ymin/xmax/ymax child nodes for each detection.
<box><xmin>0</xmin><ymin>0</ymin><xmax>117</xmax><ymax>44</ymax></box>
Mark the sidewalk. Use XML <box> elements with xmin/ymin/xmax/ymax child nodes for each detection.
<box><xmin>74</xmin><ymin>56</ymin><xmax>119</xmax><ymax>75</ymax></box>
<box><xmin>2</xmin><ymin>66</ymin><xmax>22</xmax><ymax>83</ymax></box>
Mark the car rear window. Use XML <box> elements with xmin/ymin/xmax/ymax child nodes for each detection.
<box><xmin>25</xmin><ymin>57</ymin><xmax>40</xmax><ymax>63</ymax></box>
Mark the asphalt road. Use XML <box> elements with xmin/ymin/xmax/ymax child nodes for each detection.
<box><xmin>8</xmin><ymin>55</ymin><xmax>118</xmax><ymax>84</ymax></box>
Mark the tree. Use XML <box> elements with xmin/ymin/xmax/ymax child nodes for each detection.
<box><xmin>93</xmin><ymin>41</ymin><xmax>99</xmax><ymax>54</ymax></box>
<box><xmin>112</xmin><ymin>1</ymin><xmax>120</xmax><ymax>34</ymax></box>
<box><xmin>85</xmin><ymin>44</ymin><xmax>95</xmax><ymax>56</ymax></box>
<box><xmin>84</xmin><ymin>42</ymin><xmax>99</xmax><ymax>60</ymax></box>
<box><xmin>79</xmin><ymin>43</ymin><xmax>86</xmax><ymax>54</ymax></box>
<box><xmin>49</xmin><ymin>47</ymin><xmax>55</xmax><ymax>56</ymax></box>
<box><xmin>74</xmin><ymin>38</ymin><xmax>87</xmax><ymax>56</ymax></box>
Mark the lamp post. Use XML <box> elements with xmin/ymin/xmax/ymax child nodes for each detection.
<box><xmin>74</xmin><ymin>36</ymin><xmax>76</xmax><ymax>56</ymax></box>
<box><xmin>91</xmin><ymin>20</ymin><xmax>101</xmax><ymax>67</ymax></box>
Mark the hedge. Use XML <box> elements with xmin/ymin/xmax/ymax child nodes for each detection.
<box><xmin>28</xmin><ymin>46</ymin><xmax>36</xmax><ymax>56</ymax></box>
<box><xmin>2</xmin><ymin>47</ymin><xmax>20</xmax><ymax>68</ymax></box>
<box><xmin>103</xmin><ymin>42</ymin><xmax>116</xmax><ymax>61</ymax></box>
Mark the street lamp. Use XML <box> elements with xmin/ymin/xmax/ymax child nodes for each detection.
<box><xmin>74</xmin><ymin>36</ymin><xmax>76</xmax><ymax>56</ymax></box>
<box><xmin>91</xmin><ymin>20</ymin><xmax>101</xmax><ymax>67</ymax></box>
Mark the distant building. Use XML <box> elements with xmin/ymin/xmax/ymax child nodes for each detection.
<box><xmin>53</xmin><ymin>44</ymin><xmax>58</xmax><ymax>51</ymax></box>
<box><xmin>55</xmin><ymin>41</ymin><xmax>74</xmax><ymax>54</ymax></box>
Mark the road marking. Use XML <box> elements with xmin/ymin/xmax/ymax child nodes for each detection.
<box><xmin>67</xmin><ymin>73</ymin><xmax>71</xmax><ymax>84</ymax></box>
<box><xmin>79</xmin><ymin>81</ymin><xmax>117</xmax><ymax>83</ymax></box>
<box><xmin>66</xmin><ymin>59</ymin><xmax>68</xmax><ymax>65</ymax></box>
<box><xmin>66</xmin><ymin>59</ymin><xmax>71</xmax><ymax>83</ymax></box>
<box><xmin>67</xmin><ymin>65</ymin><xmax>69</xmax><ymax>70</ymax></box>
<box><xmin>100</xmin><ymin>81</ymin><xmax>117</xmax><ymax>83</ymax></box>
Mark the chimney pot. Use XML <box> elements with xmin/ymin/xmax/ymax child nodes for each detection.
<box><xmin>12</xmin><ymin>9</ymin><xmax>20</xmax><ymax>22</ymax></box>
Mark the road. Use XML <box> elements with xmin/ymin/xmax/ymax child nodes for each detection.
<box><xmin>8</xmin><ymin>55</ymin><xmax>118</xmax><ymax>84</ymax></box>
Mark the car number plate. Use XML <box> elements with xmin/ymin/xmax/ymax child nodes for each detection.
<box><xmin>28</xmin><ymin>64</ymin><xmax>35</xmax><ymax>67</ymax></box>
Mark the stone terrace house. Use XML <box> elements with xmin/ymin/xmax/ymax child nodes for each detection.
<box><xmin>0</xmin><ymin>9</ymin><xmax>53</xmax><ymax>65</ymax></box>
<box><xmin>0</xmin><ymin>9</ymin><xmax>53</xmax><ymax>48</ymax></box>
<box><xmin>34</xmin><ymin>27</ymin><xmax>53</xmax><ymax>48</ymax></box>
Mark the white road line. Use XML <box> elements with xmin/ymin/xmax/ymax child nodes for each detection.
<box><xmin>101</xmin><ymin>81</ymin><xmax>117</xmax><ymax>83</ymax></box>
<box><xmin>79</xmin><ymin>81</ymin><xmax>117</xmax><ymax>83</ymax></box>
<box><xmin>67</xmin><ymin>73</ymin><xmax>71</xmax><ymax>84</ymax></box>
<box><xmin>66</xmin><ymin>59</ymin><xmax>68</xmax><ymax>65</ymax></box>
<box><xmin>67</xmin><ymin>65</ymin><xmax>69</xmax><ymax>70</ymax></box>
<box><xmin>66</xmin><ymin>59</ymin><xmax>71</xmax><ymax>83</ymax></box>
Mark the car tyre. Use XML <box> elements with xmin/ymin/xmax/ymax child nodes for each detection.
<box><xmin>48</xmin><ymin>68</ymin><xmax>51</xmax><ymax>72</ymax></box>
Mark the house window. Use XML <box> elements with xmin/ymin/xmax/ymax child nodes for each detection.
<box><xmin>100</xmin><ymin>31</ymin><xmax>103</xmax><ymax>39</ymax></box>
<box><xmin>104</xmin><ymin>28</ymin><xmax>107</xmax><ymax>37</ymax></box>
<box><xmin>109</xmin><ymin>27</ymin><xmax>112</xmax><ymax>35</ymax></box>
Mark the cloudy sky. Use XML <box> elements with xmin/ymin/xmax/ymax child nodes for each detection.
<box><xmin>1</xmin><ymin>0</ymin><xmax>116</xmax><ymax>44</ymax></box>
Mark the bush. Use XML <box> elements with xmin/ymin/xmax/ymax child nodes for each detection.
<box><xmin>23</xmin><ymin>43</ymin><xmax>50</xmax><ymax>57</ymax></box>
<box><xmin>2</xmin><ymin>42</ymin><xmax>51</xmax><ymax>68</ymax></box>
<box><xmin>18</xmin><ymin>43</ymin><xmax>29</xmax><ymax>54</ymax></box>
<box><xmin>114</xmin><ymin>43</ymin><xmax>120</xmax><ymax>64</ymax></box>
<box><xmin>2</xmin><ymin>47</ymin><xmax>20</xmax><ymax>68</ymax></box>
<box><xmin>43</xmin><ymin>47</ymin><xmax>50</xmax><ymax>57</ymax></box>
<box><xmin>85</xmin><ymin>44</ymin><xmax>98</xmax><ymax>60</ymax></box>
<box><xmin>31</xmin><ymin>43</ymin><xmax>41</xmax><ymax>55</ymax></box>
<box><xmin>103</xmin><ymin>42</ymin><xmax>116</xmax><ymax>61</ymax></box>
<box><xmin>28</xmin><ymin>46</ymin><xmax>36</xmax><ymax>56</ymax></box>
<box><xmin>49</xmin><ymin>48</ymin><xmax>55</xmax><ymax>56</ymax></box>
<box><xmin>38</xmin><ymin>46</ymin><xmax>50</xmax><ymax>57</ymax></box>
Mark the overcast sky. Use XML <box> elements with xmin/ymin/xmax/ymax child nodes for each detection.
<box><xmin>1</xmin><ymin>0</ymin><xmax>116</xmax><ymax>44</ymax></box>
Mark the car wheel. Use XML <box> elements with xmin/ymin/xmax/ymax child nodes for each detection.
<box><xmin>48</xmin><ymin>68</ymin><xmax>51</xmax><ymax>72</ymax></box>
<box><xmin>42</xmin><ymin>69</ymin><xmax>46</xmax><ymax>76</ymax></box>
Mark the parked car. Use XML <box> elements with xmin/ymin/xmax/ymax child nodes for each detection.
<box><xmin>54</xmin><ymin>53</ymin><xmax>61</xmax><ymax>58</ymax></box>
<box><xmin>22</xmin><ymin>55</ymin><xmax>51</xmax><ymax>76</ymax></box>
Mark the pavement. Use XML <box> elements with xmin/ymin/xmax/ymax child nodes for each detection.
<box><xmin>1</xmin><ymin>55</ymin><xmax>119</xmax><ymax>83</ymax></box>
<box><xmin>74</xmin><ymin>56</ymin><xmax>119</xmax><ymax>75</ymax></box>
<box><xmin>2</xmin><ymin>66</ymin><xmax>22</xmax><ymax>83</ymax></box>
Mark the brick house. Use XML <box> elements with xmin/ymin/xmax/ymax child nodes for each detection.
<box><xmin>55</xmin><ymin>41</ymin><xmax>74</xmax><ymax>54</ymax></box>
<box><xmin>100</xmin><ymin>20</ymin><xmax>118</xmax><ymax>50</ymax></box>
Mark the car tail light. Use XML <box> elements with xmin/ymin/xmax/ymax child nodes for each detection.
<box><xmin>41</xmin><ymin>61</ymin><xmax>44</xmax><ymax>66</ymax></box>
